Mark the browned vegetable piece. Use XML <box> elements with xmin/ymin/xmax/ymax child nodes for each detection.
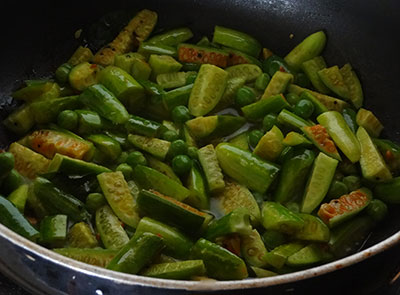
<box><xmin>93</xmin><ymin>9</ymin><xmax>158</xmax><ymax>66</ymax></box>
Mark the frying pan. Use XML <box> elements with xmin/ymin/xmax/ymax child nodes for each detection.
<box><xmin>1</xmin><ymin>0</ymin><xmax>400</xmax><ymax>294</ymax></box>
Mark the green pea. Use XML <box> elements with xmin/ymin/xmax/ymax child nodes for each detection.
<box><xmin>277</xmin><ymin>146</ymin><xmax>294</xmax><ymax>164</ymax></box>
<box><xmin>168</xmin><ymin>139</ymin><xmax>188</xmax><ymax>158</ymax></box>
<box><xmin>116</xmin><ymin>163</ymin><xmax>134</xmax><ymax>180</ymax></box>
<box><xmin>57</xmin><ymin>110</ymin><xmax>78</xmax><ymax>131</ymax></box>
<box><xmin>262</xmin><ymin>113</ymin><xmax>278</xmax><ymax>132</ymax></box>
<box><xmin>85</xmin><ymin>193</ymin><xmax>107</xmax><ymax>214</ymax></box>
<box><xmin>285</xmin><ymin>93</ymin><xmax>301</xmax><ymax>105</ymax></box>
<box><xmin>186</xmin><ymin>73</ymin><xmax>197</xmax><ymax>85</ymax></box>
<box><xmin>187</xmin><ymin>146</ymin><xmax>199</xmax><ymax>159</ymax></box>
<box><xmin>116</xmin><ymin>151</ymin><xmax>129</xmax><ymax>165</ymax></box>
<box><xmin>248</xmin><ymin>129</ymin><xmax>264</xmax><ymax>148</ymax></box>
<box><xmin>172</xmin><ymin>155</ymin><xmax>193</xmax><ymax>175</ymax></box>
<box><xmin>327</xmin><ymin>180</ymin><xmax>348</xmax><ymax>200</ymax></box>
<box><xmin>254</xmin><ymin>73</ymin><xmax>271</xmax><ymax>91</ymax></box>
<box><xmin>262</xmin><ymin>55</ymin><xmax>294</xmax><ymax>77</ymax></box>
<box><xmin>235</xmin><ymin>86</ymin><xmax>256</xmax><ymax>107</ymax></box>
<box><xmin>295</xmin><ymin>72</ymin><xmax>311</xmax><ymax>88</ymax></box>
<box><xmin>293</xmin><ymin>99</ymin><xmax>314</xmax><ymax>119</ymax></box>
<box><xmin>161</xmin><ymin>130</ymin><xmax>180</xmax><ymax>142</ymax></box>
<box><xmin>342</xmin><ymin>175</ymin><xmax>361</xmax><ymax>191</ymax></box>
<box><xmin>126</xmin><ymin>151</ymin><xmax>147</xmax><ymax>168</ymax></box>
<box><xmin>171</xmin><ymin>105</ymin><xmax>191</xmax><ymax>124</ymax></box>
<box><xmin>366</xmin><ymin>199</ymin><xmax>388</xmax><ymax>222</ymax></box>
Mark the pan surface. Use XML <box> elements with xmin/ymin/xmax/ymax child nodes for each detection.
<box><xmin>0</xmin><ymin>0</ymin><xmax>400</xmax><ymax>294</ymax></box>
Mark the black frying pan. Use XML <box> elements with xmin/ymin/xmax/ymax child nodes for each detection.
<box><xmin>1</xmin><ymin>0</ymin><xmax>400</xmax><ymax>294</ymax></box>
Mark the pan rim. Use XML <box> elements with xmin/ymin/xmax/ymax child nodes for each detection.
<box><xmin>1</xmin><ymin>223</ymin><xmax>400</xmax><ymax>291</ymax></box>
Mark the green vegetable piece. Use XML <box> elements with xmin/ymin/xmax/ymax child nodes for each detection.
<box><xmin>128</xmin><ymin>134</ymin><xmax>171</xmax><ymax>160</ymax></box>
<box><xmin>255</xmin><ymin>73</ymin><xmax>271</xmax><ymax>91</ymax></box>
<box><xmin>225</xmin><ymin>64</ymin><xmax>262</xmax><ymax>83</ymax></box>
<box><xmin>87</xmin><ymin>134</ymin><xmax>121</xmax><ymax>162</ymax></box>
<box><xmin>294</xmin><ymin>214</ymin><xmax>330</xmax><ymax>242</ymax></box>
<box><xmin>287</xmin><ymin>84</ymin><xmax>350</xmax><ymax>112</ymax></box>
<box><xmin>262</xmin><ymin>230</ymin><xmax>287</xmax><ymax>251</ymax></box>
<box><xmin>7</xmin><ymin>184</ymin><xmax>29</xmax><ymax>213</ymax></box>
<box><xmin>141</xmin><ymin>260</ymin><xmax>205</xmax><ymax>280</ymax></box>
<box><xmin>242</xmin><ymin>94</ymin><xmax>289</xmax><ymax>121</ymax></box>
<box><xmin>356</xmin><ymin>108</ymin><xmax>383</xmax><ymax>138</ymax></box>
<box><xmin>54</xmin><ymin>248</ymin><xmax>117</xmax><ymax>268</ymax></box>
<box><xmin>188</xmin><ymin>64</ymin><xmax>228</xmax><ymax>116</ymax></box>
<box><xmin>156</xmin><ymin>71</ymin><xmax>190</xmax><ymax>89</ymax></box>
<box><xmin>124</xmin><ymin>115</ymin><xmax>163</xmax><ymax>138</ymax></box>
<box><xmin>0</xmin><ymin>152</ymin><xmax>14</xmax><ymax>180</ymax></box>
<box><xmin>68</xmin><ymin>46</ymin><xmax>93</xmax><ymax>66</ymax></box>
<box><xmin>33</xmin><ymin>177</ymin><xmax>90</xmax><ymax>222</ymax></box>
<box><xmin>214</xmin><ymin>77</ymin><xmax>246</xmax><ymax>111</ymax></box>
<box><xmin>148</xmin><ymin>55</ymin><xmax>182</xmax><ymax>78</ymax></box>
<box><xmin>139</xmin><ymin>43</ymin><xmax>178</xmax><ymax>59</ymax></box>
<box><xmin>356</xmin><ymin>127</ymin><xmax>392</xmax><ymax>182</ymax></box>
<box><xmin>98</xmin><ymin>171</ymin><xmax>140</xmax><ymax>228</ymax></box>
<box><xmin>342</xmin><ymin>108</ymin><xmax>358</xmax><ymax>134</ymax></box>
<box><xmin>286</xmin><ymin>92</ymin><xmax>301</xmax><ymax>105</ymax></box>
<box><xmin>133</xmin><ymin>165</ymin><xmax>190</xmax><ymax>202</ymax></box>
<box><xmin>177</xmin><ymin>44</ymin><xmax>229</xmax><ymax>68</ymax></box>
<box><xmin>162</xmin><ymin>83</ymin><xmax>193</xmax><ymax>111</ymax></box>
<box><xmin>277</xmin><ymin>109</ymin><xmax>313</xmax><ymax>130</ymax></box>
<box><xmin>205</xmin><ymin>208</ymin><xmax>252</xmax><ymax>241</ymax></box>
<box><xmin>185</xmin><ymin>115</ymin><xmax>245</xmax><ymax>140</ymax></box>
<box><xmin>99</xmin><ymin>66</ymin><xmax>145</xmax><ymax>108</ymax></box>
<box><xmin>251</xmin><ymin>267</ymin><xmax>278</xmax><ymax>278</ymax></box>
<box><xmin>216</xmin><ymin>143</ymin><xmax>280</xmax><ymax>194</ymax></box>
<box><xmin>302</xmin><ymin>125</ymin><xmax>341</xmax><ymax>161</ymax></box>
<box><xmin>78</xmin><ymin>84</ymin><xmax>129</xmax><ymax>124</ymax></box>
<box><xmin>198</xmin><ymin>144</ymin><xmax>225</xmax><ymax>193</ymax></box>
<box><xmin>40</xmin><ymin>215</ymin><xmax>68</xmax><ymax>247</ymax></box>
<box><xmin>190</xmin><ymin>238</ymin><xmax>248</xmax><ymax>280</ymax></box>
<box><xmin>186</xmin><ymin>166</ymin><xmax>209</xmax><ymax>210</ymax></box>
<box><xmin>115</xmin><ymin>163</ymin><xmax>133</xmax><ymax>180</ymax></box>
<box><xmin>340</xmin><ymin>63</ymin><xmax>364</xmax><ymax>109</ymax></box>
<box><xmin>57</xmin><ymin>110</ymin><xmax>78</xmax><ymax>131</ymax></box>
<box><xmin>248</xmin><ymin>129</ymin><xmax>264</xmax><ymax>149</ymax></box>
<box><xmin>262</xmin><ymin>71</ymin><xmax>294</xmax><ymax>100</ymax></box>
<box><xmin>366</xmin><ymin>199</ymin><xmax>388</xmax><ymax>222</ymax></box>
<box><xmin>214</xmin><ymin>180</ymin><xmax>261</xmax><ymax>225</ymax></box>
<box><xmin>253</xmin><ymin>125</ymin><xmax>284</xmax><ymax>162</ymax></box>
<box><xmin>284</xmin><ymin>31</ymin><xmax>327</xmax><ymax>71</ymax></box>
<box><xmin>47</xmin><ymin>153</ymin><xmax>110</xmax><ymax>176</ymax></box>
<box><xmin>274</xmin><ymin>148</ymin><xmax>316</xmax><ymax>203</ymax></box>
<box><xmin>301</xmin><ymin>152</ymin><xmax>339</xmax><ymax>213</ymax></box>
<box><xmin>114</xmin><ymin>52</ymin><xmax>145</xmax><ymax>72</ymax></box>
<box><xmin>286</xmin><ymin>244</ymin><xmax>329</xmax><ymax>267</ymax></box>
<box><xmin>3</xmin><ymin>104</ymin><xmax>34</xmax><ymax>135</ymax></box>
<box><xmin>134</xmin><ymin>217</ymin><xmax>193</xmax><ymax>259</ymax></box>
<box><xmin>69</xmin><ymin>62</ymin><xmax>100</xmax><ymax>91</ymax></box>
<box><xmin>282</xmin><ymin>132</ymin><xmax>312</xmax><ymax>147</ymax></box>
<box><xmin>95</xmin><ymin>205</ymin><xmax>129</xmax><ymax>250</ymax></box>
<box><xmin>107</xmin><ymin>232</ymin><xmax>164</xmax><ymax>274</ymax></box>
<box><xmin>261</xmin><ymin>201</ymin><xmax>305</xmax><ymax>234</ymax></box>
<box><xmin>126</xmin><ymin>151</ymin><xmax>147</xmax><ymax>168</ymax></box>
<box><xmin>213</xmin><ymin>26</ymin><xmax>261</xmax><ymax>57</ymax></box>
<box><xmin>167</xmin><ymin>139</ymin><xmax>188</xmax><ymax>159</ymax></box>
<box><xmin>12</xmin><ymin>82</ymin><xmax>60</xmax><ymax>102</ymax></box>
<box><xmin>329</xmin><ymin>216</ymin><xmax>374</xmax><ymax>258</ymax></box>
<box><xmin>342</xmin><ymin>175</ymin><xmax>361</xmax><ymax>192</ymax></box>
<box><xmin>374</xmin><ymin>177</ymin><xmax>400</xmax><ymax>204</ymax></box>
<box><xmin>317</xmin><ymin>111</ymin><xmax>361</xmax><ymax>163</ymax></box>
<box><xmin>131</xmin><ymin>59</ymin><xmax>152</xmax><ymax>81</ymax></box>
<box><xmin>228</xmin><ymin>132</ymin><xmax>249</xmax><ymax>151</ymax></box>
<box><xmin>137</xmin><ymin>189</ymin><xmax>206</xmax><ymax>232</ymax></box>
<box><xmin>172</xmin><ymin>105</ymin><xmax>191</xmax><ymax>124</ymax></box>
<box><xmin>262</xmin><ymin>55</ymin><xmax>295</xmax><ymax>77</ymax></box>
<box><xmin>318</xmin><ymin>66</ymin><xmax>350</xmax><ymax>100</ymax></box>
<box><xmin>147</xmin><ymin>27</ymin><xmax>194</xmax><ymax>46</ymax></box>
<box><xmin>241</xmin><ymin>229</ymin><xmax>269</xmax><ymax>268</ymax></box>
<box><xmin>0</xmin><ymin>196</ymin><xmax>39</xmax><ymax>241</ymax></box>
<box><xmin>1</xmin><ymin>169</ymin><xmax>24</xmax><ymax>196</ymax></box>
<box><xmin>301</xmin><ymin>56</ymin><xmax>330</xmax><ymax>94</ymax></box>
<box><xmin>67</xmin><ymin>222</ymin><xmax>98</xmax><ymax>248</ymax></box>
<box><xmin>8</xmin><ymin>142</ymin><xmax>50</xmax><ymax>179</ymax></box>
<box><xmin>373</xmin><ymin>138</ymin><xmax>400</xmax><ymax>173</ymax></box>
<box><xmin>264</xmin><ymin>242</ymin><xmax>305</xmax><ymax>269</ymax></box>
